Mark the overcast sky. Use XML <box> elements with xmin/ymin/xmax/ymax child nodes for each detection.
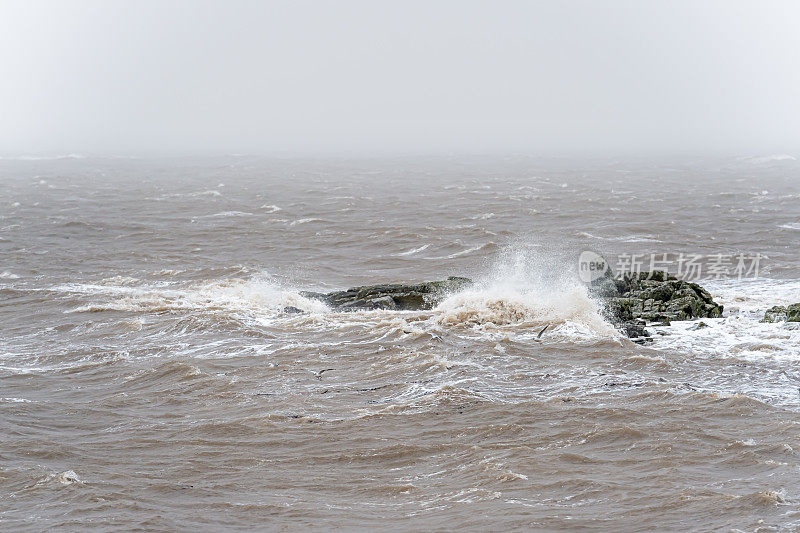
<box><xmin>1</xmin><ymin>0</ymin><xmax>799</xmax><ymax>156</ymax></box>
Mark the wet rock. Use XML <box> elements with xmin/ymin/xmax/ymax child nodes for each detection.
<box><xmin>283</xmin><ymin>306</ymin><xmax>305</xmax><ymax>314</ymax></box>
<box><xmin>302</xmin><ymin>270</ymin><xmax>724</xmax><ymax>342</ymax></box>
<box><xmin>688</xmin><ymin>321</ymin><xmax>709</xmax><ymax>331</ymax></box>
<box><xmin>301</xmin><ymin>276</ymin><xmax>472</xmax><ymax>311</ymax></box>
<box><xmin>761</xmin><ymin>303</ymin><xmax>800</xmax><ymax>322</ymax></box>
<box><xmin>591</xmin><ymin>270</ymin><xmax>723</xmax><ymax>340</ymax></box>
<box><xmin>619</xmin><ymin>320</ymin><xmax>650</xmax><ymax>340</ymax></box>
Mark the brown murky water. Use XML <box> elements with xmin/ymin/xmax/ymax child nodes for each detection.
<box><xmin>2</xmin><ymin>155</ymin><xmax>800</xmax><ymax>531</ymax></box>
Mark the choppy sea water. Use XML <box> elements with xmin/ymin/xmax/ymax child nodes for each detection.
<box><xmin>1</xmin><ymin>155</ymin><xmax>800</xmax><ymax>531</ymax></box>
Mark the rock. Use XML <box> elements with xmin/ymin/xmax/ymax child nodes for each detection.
<box><xmin>301</xmin><ymin>271</ymin><xmax>724</xmax><ymax>342</ymax></box>
<box><xmin>762</xmin><ymin>306</ymin><xmax>786</xmax><ymax>322</ymax></box>
<box><xmin>283</xmin><ymin>306</ymin><xmax>305</xmax><ymax>314</ymax></box>
<box><xmin>593</xmin><ymin>271</ymin><xmax>723</xmax><ymax>324</ymax></box>
<box><xmin>301</xmin><ymin>276</ymin><xmax>472</xmax><ymax>312</ymax></box>
<box><xmin>688</xmin><ymin>321</ymin><xmax>709</xmax><ymax>331</ymax></box>
<box><xmin>761</xmin><ymin>303</ymin><xmax>800</xmax><ymax>322</ymax></box>
<box><xmin>591</xmin><ymin>270</ymin><xmax>723</xmax><ymax>340</ymax></box>
<box><xmin>619</xmin><ymin>320</ymin><xmax>650</xmax><ymax>340</ymax></box>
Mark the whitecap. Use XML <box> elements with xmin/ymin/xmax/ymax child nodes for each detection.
<box><xmin>55</xmin><ymin>274</ymin><xmax>330</xmax><ymax>318</ymax></box>
<box><xmin>57</xmin><ymin>470</ymin><xmax>83</xmax><ymax>485</ymax></box>
<box><xmin>197</xmin><ymin>211</ymin><xmax>254</xmax><ymax>218</ymax></box>
<box><xmin>779</xmin><ymin>222</ymin><xmax>800</xmax><ymax>230</ymax></box>
<box><xmin>193</xmin><ymin>190</ymin><xmax>222</xmax><ymax>197</ymax></box>
<box><xmin>290</xmin><ymin>218</ymin><xmax>322</xmax><ymax>226</ymax></box>
<box><xmin>431</xmin><ymin>247</ymin><xmax>620</xmax><ymax>341</ymax></box>
<box><xmin>396</xmin><ymin>244</ymin><xmax>430</xmax><ymax>256</ymax></box>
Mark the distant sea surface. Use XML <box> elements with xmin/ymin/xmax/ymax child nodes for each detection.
<box><xmin>2</xmin><ymin>155</ymin><xmax>800</xmax><ymax>531</ymax></box>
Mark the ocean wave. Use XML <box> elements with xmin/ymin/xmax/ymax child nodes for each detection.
<box><xmin>35</xmin><ymin>470</ymin><xmax>84</xmax><ymax>486</ymax></box>
<box><xmin>51</xmin><ymin>245</ymin><xmax>628</xmax><ymax>344</ymax></box>
<box><xmin>395</xmin><ymin>244</ymin><xmax>430</xmax><ymax>256</ymax></box>
<box><xmin>290</xmin><ymin>217</ymin><xmax>323</xmax><ymax>226</ymax></box>
<box><xmin>192</xmin><ymin>190</ymin><xmax>222</xmax><ymax>197</ymax></box>
<box><xmin>576</xmin><ymin>231</ymin><xmax>661</xmax><ymax>243</ymax></box>
<box><xmin>432</xmin><ymin>247</ymin><xmax>620</xmax><ymax>341</ymax></box>
<box><xmin>703</xmin><ymin>278</ymin><xmax>800</xmax><ymax>315</ymax></box>
<box><xmin>433</xmin><ymin>284</ymin><xmax>617</xmax><ymax>340</ymax></box>
<box><xmin>779</xmin><ymin>222</ymin><xmax>800</xmax><ymax>230</ymax></box>
<box><xmin>427</xmin><ymin>242</ymin><xmax>498</xmax><ymax>260</ymax></box>
<box><xmin>195</xmin><ymin>211</ymin><xmax>254</xmax><ymax>219</ymax></box>
<box><xmin>57</xmin><ymin>275</ymin><xmax>329</xmax><ymax>317</ymax></box>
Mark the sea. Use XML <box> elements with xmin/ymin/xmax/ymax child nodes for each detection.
<box><xmin>2</xmin><ymin>154</ymin><xmax>800</xmax><ymax>531</ymax></box>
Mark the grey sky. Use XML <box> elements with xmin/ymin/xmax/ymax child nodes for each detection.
<box><xmin>1</xmin><ymin>0</ymin><xmax>799</xmax><ymax>156</ymax></box>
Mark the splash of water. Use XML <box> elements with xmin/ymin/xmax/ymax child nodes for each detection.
<box><xmin>433</xmin><ymin>246</ymin><xmax>619</xmax><ymax>339</ymax></box>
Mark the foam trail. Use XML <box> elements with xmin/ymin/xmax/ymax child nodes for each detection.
<box><xmin>58</xmin><ymin>274</ymin><xmax>329</xmax><ymax>316</ymax></box>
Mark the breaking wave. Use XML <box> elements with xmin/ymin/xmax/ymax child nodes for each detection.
<box><xmin>433</xmin><ymin>247</ymin><xmax>619</xmax><ymax>339</ymax></box>
<box><xmin>59</xmin><ymin>275</ymin><xmax>329</xmax><ymax>317</ymax></box>
<box><xmin>50</xmin><ymin>250</ymin><xmax>620</xmax><ymax>343</ymax></box>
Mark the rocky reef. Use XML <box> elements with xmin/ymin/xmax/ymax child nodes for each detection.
<box><xmin>590</xmin><ymin>270</ymin><xmax>724</xmax><ymax>341</ymax></box>
<box><xmin>298</xmin><ymin>270</ymin><xmax>724</xmax><ymax>342</ymax></box>
<box><xmin>761</xmin><ymin>304</ymin><xmax>800</xmax><ymax>322</ymax></box>
<box><xmin>300</xmin><ymin>276</ymin><xmax>472</xmax><ymax>311</ymax></box>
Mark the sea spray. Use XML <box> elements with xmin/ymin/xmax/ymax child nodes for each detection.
<box><xmin>433</xmin><ymin>245</ymin><xmax>619</xmax><ymax>339</ymax></box>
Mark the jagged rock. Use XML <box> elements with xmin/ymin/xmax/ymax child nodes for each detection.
<box><xmin>590</xmin><ymin>270</ymin><xmax>723</xmax><ymax>340</ymax></box>
<box><xmin>619</xmin><ymin>320</ymin><xmax>650</xmax><ymax>341</ymax></box>
<box><xmin>593</xmin><ymin>271</ymin><xmax>723</xmax><ymax>325</ymax></box>
<box><xmin>283</xmin><ymin>306</ymin><xmax>304</xmax><ymax>314</ymax></box>
<box><xmin>761</xmin><ymin>303</ymin><xmax>800</xmax><ymax>322</ymax></box>
<box><xmin>301</xmin><ymin>276</ymin><xmax>472</xmax><ymax>311</ymax></box>
<box><xmin>302</xmin><ymin>271</ymin><xmax>723</xmax><ymax>342</ymax></box>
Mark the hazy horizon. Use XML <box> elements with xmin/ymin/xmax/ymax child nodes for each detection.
<box><xmin>2</xmin><ymin>0</ymin><xmax>800</xmax><ymax>157</ymax></box>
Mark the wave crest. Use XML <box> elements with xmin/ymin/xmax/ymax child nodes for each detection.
<box><xmin>432</xmin><ymin>247</ymin><xmax>619</xmax><ymax>339</ymax></box>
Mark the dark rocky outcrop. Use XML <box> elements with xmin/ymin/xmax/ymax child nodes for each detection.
<box><xmin>300</xmin><ymin>276</ymin><xmax>472</xmax><ymax>311</ymax></box>
<box><xmin>300</xmin><ymin>270</ymin><xmax>723</xmax><ymax>342</ymax></box>
<box><xmin>761</xmin><ymin>304</ymin><xmax>800</xmax><ymax>322</ymax></box>
<box><xmin>591</xmin><ymin>270</ymin><xmax>724</xmax><ymax>342</ymax></box>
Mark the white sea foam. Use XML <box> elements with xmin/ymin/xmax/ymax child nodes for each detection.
<box><xmin>396</xmin><ymin>244</ymin><xmax>430</xmax><ymax>256</ymax></box>
<box><xmin>433</xmin><ymin>248</ymin><xmax>620</xmax><ymax>341</ymax></box>
<box><xmin>260</xmin><ymin>204</ymin><xmax>282</xmax><ymax>213</ymax></box>
<box><xmin>197</xmin><ymin>211</ymin><xmax>254</xmax><ymax>218</ymax></box>
<box><xmin>649</xmin><ymin>279</ymin><xmax>800</xmax><ymax>365</ymax></box>
<box><xmin>704</xmin><ymin>278</ymin><xmax>800</xmax><ymax>315</ymax></box>
<box><xmin>0</xmin><ymin>271</ymin><xmax>20</xmax><ymax>279</ymax></box>
<box><xmin>193</xmin><ymin>190</ymin><xmax>222</xmax><ymax>197</ymax></box>
<box><xmin>56</xmin><ymin>470</ymin><xmax>83</xmax><ymax>485</ymax></box>
<box><xmin>428</xmin><ymin>242</ymin><xmax>496</xmax><ymax>260</ymax></box>
<box><xmin>58</xmin><ymin>275</ymin><xmax>329</xmax><ymax>317</ymax></box>
<box><xmin>290</xmin><ymin>217</ymin><xmax>323</xmax><ymax>226</ymax></box>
